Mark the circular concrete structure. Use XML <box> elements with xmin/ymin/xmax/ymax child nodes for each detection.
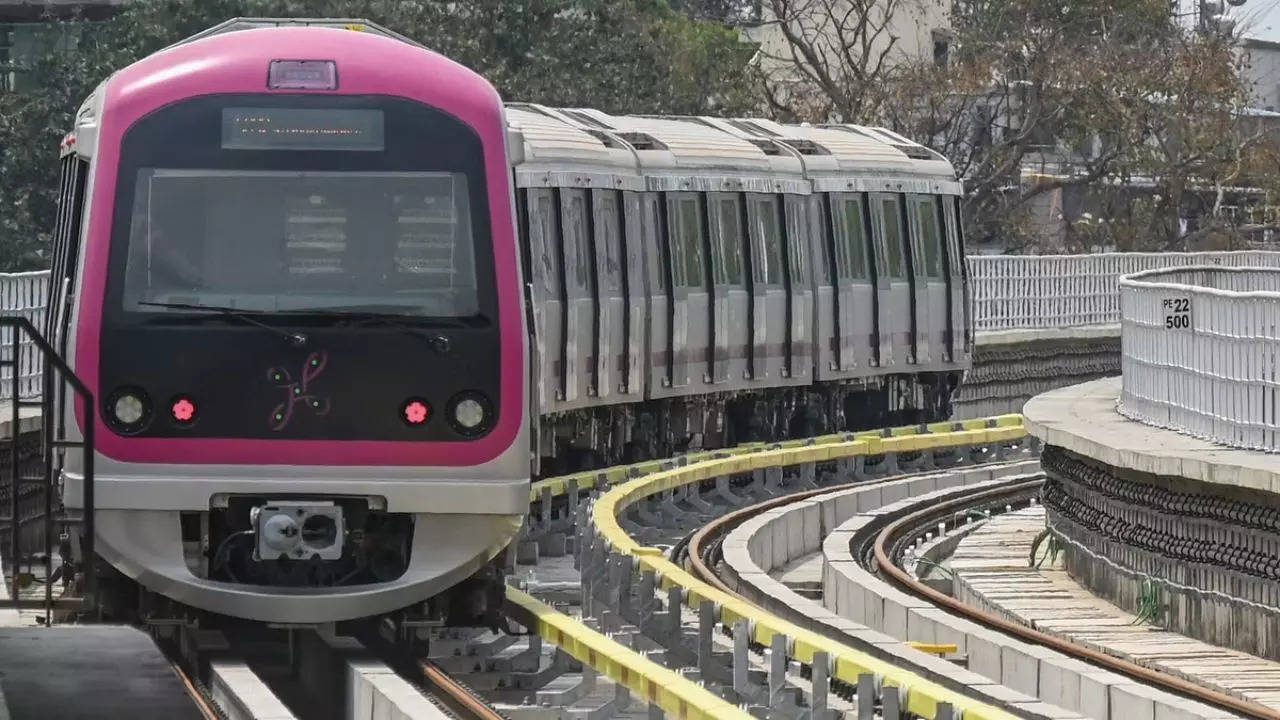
<box><xmin>1025</xmin><ymin>377</ymin><xmax>1280</xmax><ymax>660</ymax></box>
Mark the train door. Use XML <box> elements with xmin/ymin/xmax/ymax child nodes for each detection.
<box><xmin>868</xmin><ymin>193</ymin><xmax>911</xmax><ymax>366</ymax></box>
<box><xmin>621</xmin><ymin>192</ymin><xmax>647</xmax><ymax>395</ymax></box>
<box><xmin>591</xmin><ymin>190</ymin><xmax>626</xmax><ymax>399</ymax></box>
<box><xmin>667</xmin><ymin>193</ymin><xmax>709</xmax><ymax>389</ymax></box>
<box><xmin>707</xmin><ymin>193</ymin><xmax>749</xmax><ymax>384</ymax></box>
<box><xmin>642</xmin><ymin>193</ymin><xmax>674</xmax><ymax>393</ymax></box>
<box><xmin>526</xmin><ymin>189</ymin><xmax>563</xmax><ymax>412</ymax></box>
<box><xmin>940</xmin><ymin>196</ymin><xmax>968</xmax><ymax>363</ymax></box>
<box><xmin>830</xmin><ymin>193</ymin><xmax>877</xmax><ymax>371</ymax></box>
<box><xmin>746</xmin><ymin>194</ymin><xmax>788</xmax><ymax>381</ymax></box>
<box><xmin>783</xmin><ymin>196</ymin><xmax>812</xmax><ymax>380</ymax></box>
<box><xmin>559</xmin><ymin>189</ymin><xmax>595</xmax><ymax>405</ymax></box>
<box><xmin>907</xmin><ymin>194</ymin><xmax>947</xmax><ymax>365</ymax></box>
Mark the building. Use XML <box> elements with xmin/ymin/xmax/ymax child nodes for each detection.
<box><xmin>1</xmin><ymin>1</ymin><xmax>120</xmax><ymax>91</ymax></box>
<box><xmin>1241</xmin><ymin>36</ymin><xmax>1280</xmax><ymax>110</ymax></box>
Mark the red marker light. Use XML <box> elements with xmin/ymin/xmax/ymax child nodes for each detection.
<box><xmin>403</xmin><ymin>399</ymin><xmax>430</xmax><ymax>425</ymax></box>
<box><xmin>172</xmin><ymin>397</ymin><xmax>196</xmax><ymax>423</ymax></box>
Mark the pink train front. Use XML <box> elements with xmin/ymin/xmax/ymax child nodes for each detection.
<box><xmin>49</xmin><ymin>20</ymin><xmax>530</xmax><ymax>624</ymax></box>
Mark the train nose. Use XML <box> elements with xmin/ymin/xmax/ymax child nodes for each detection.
<box><xmin>93</xmin><ymin>508</ymin><xmax>524</xmax><ymax>624</ymax></box>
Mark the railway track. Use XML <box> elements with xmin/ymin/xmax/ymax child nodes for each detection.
<box><xmin>859</xmin><ymin>478</ymin><xmax>1280</xmax><ymax>720</ymax></box>
<box><xmin>697</xmin><ymin>460</ymin><xmax>1279</xmax><ymax>720</ymax></box>
<box><xmin>157</xmin><ymin>621</ymin><xmax>491</xmax><ymax>720</ymax></box>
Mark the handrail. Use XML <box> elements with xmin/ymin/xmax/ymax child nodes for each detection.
<box><xmin>1118</xmin><ymin>265</ymin><xmax>1280</xmax><ymax>298</ymax></box>
<box><xmin>1117</xmin><ymin>265</ymin><xmax>1280</xmax><ymax>452</ymax></box>
<box><xmin>967</xmin><ymin>251</ymin><xmax>1280</xmax><ymax>331</ymax></box>
<box><xmin>504</xmin><ymin>586</ymin><xmax>757</xmax><ymax>720</ymax></box>
<box><xmin>0</xmin><ymin>315</ymin><xmax>95</xmax><ymax>622</ymax></box>
<box><xmin>587</xmin><ymin>417</ymin><xmax>1030</xmax><ymax>720</ymax></box>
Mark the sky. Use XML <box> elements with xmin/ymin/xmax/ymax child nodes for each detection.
<box><xmin>1220</xmin><ymin>0</ymin><xmax>1280</xmax><ymax>41</ymax></box>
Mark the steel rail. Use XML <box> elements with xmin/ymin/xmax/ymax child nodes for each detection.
<box><xmin>684</xmin><ymin>472</ymin><xmax>923</xmax><ymax>593</ymax></box>
<box><xmin>169</xmin><ymin>659</ymin><xmax>225</xmax><ymax>720</ymax></box>
<box><xmin>871</xmin><ymin>480</ymin><xmax>1280</xmax><ymax>720</ymax></box>
<box><xmin>420</xmin><ymin>660</ymin><xmax>508</xmax><ymax>720</ymax></box>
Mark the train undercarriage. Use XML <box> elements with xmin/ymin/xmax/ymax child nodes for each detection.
<box><xmin>536</xmin><ymin>371</ymin><xmax>964</xmax><ymax>477</ymax></box>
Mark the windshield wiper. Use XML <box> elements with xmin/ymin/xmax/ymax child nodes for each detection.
<box><xmin>138</xmin><ymin>301</ymin><xmax>308</xmax><ymax>347</ymax></box>
<box><xmin>304</xmin><ymin>309</ymin><xmax>457</xmax><ymax>354</ymax></box>
<box><xmin>302</xmin><ymin>307</ymin><xmax>479</xmax><ymax>330</ymax></box>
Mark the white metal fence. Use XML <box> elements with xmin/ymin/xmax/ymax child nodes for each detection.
<box><xmin>0</xmin><ymin>272</ymin><xmax>50</xmax><ymax>402</ymax></box>
<box><xmin>2</xmin><ymin>250</ymin><xmax>1280</xmax><ymax>402</ymax></box>
<box><xmin>1118</xmin><ymin>266</ymin><xmax>1280</xmax><ymax>452</ymax></box>
<box><xmin>969</xmin><ymin>252</ymin><xmax>1280</xmax><ymax>330</ymax></box>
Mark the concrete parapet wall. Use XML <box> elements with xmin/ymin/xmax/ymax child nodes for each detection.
<box><xmin>954</xmin><ymin>329</ymin><xmax>1120</xmax><ymax>420</ymax></box>
<box><xmin>1026</xmin><ymin>377</ymin><xmax>1280</xmax><ymax>664</ymax></box>
<box><xmin>1043</xmin><ymin>445</ymin><xmax>1280</xmax><ymax>661</ymax></box>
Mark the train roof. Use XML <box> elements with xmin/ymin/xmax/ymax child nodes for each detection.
<box><xmin>505</xmin><ymin>104</ymin><xmax>962</xmax><ymax>196</ymax></box>
<box><xmin>156</xmin><ymin>17</ymin><xmax>426</xmax><ymax>53</ymax></box>
<box><xmin>60</xmin><ymin>18</ymin><xmax>961</xmax><ymax>196</ymax></box>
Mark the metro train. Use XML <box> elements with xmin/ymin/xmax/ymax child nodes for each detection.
<box><xmin>40</xmin><ymin>18</ymin><xmax>971</xmax><ymax>626</ymax></box>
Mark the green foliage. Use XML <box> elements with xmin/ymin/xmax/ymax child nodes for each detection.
<box><xmin>0</xmin><ymin>0</ymin><xmax>756</xmax><ymax>271</ymax></box>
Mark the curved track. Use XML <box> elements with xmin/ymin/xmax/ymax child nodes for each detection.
<box><xmin>862</xmin><ymin>479</ymin><xmax>1279</xmax><ymax>720</ymax></box>
<box><xmin>688</xmin><ymin>469</ymin><xmax>1279</xmax><ymax>720</ymax></box>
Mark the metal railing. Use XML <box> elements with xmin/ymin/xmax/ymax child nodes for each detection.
<box><xmin>0</xmin><ymin>272</ymin><xmax>49</xmax><ymax>400</ymax></box>
<box><xmin>3</xmin><ymin>251</ymin><xmax>1280</xmax><ymax>399</ymax></box>
<box><xmin>968</xmin><ymin>252</ymin><xmax>1280</xmax><ymax>331</ymax></box>
<box><xmin>1118</xmin><ymin>266</ymin><xmax>1280</xmax><ymax>452</ymax></box>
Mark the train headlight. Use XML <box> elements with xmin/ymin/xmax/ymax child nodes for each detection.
<box><xmin>447</xmin><ymin>392</ymin><xmax>492</xmax><ymax>437</ymax></box>
<box><xmin>115</xmin><ymin>394</ymin><xmax>144</xmax><ymax>424</ymax></box>
<box><xmin>454</xmin><ymin>399</ymin><xmax>483</xmax><ymax>429</ymax></box>
<box><xmin>105</xmin><ymin>387</ymin><xmax>152</xmax><ymax>433</ymax></box>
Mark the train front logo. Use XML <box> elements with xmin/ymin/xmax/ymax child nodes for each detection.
<box><xmin>267</xmin><ymin>351</ymin><xmax>331</xmax><ymax>431</ymax></box>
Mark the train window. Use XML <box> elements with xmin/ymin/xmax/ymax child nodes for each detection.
<box><xmin>878</xmin><ymin>195</ymin><xmax>907</xmax><ymax>280</ymax></box>
<box><xmin>914</xmin><ymin>196</ymin><xmax>944</xmax><ymax>279</ymax></box>
<box><xmin>594</xmin><ymin>190</ymin><xmax>624</xmax><ymax>295</ymax></box>
<box><xmin>708</xmin><ymin>201</ymin><xmax>726</xmax><ymax>286</ymax></box>
<box><xmin>663</xmin><ymin>196</ymin><xmax>686</xmax><ymax>289</ymax></box>
<box><xmin>46</xmin><ymin>154</ymin><xmax>89</xmax><ymax>346</ymax></box>
<box><xmin>807</xmin><ymin>197</ymin><xmax>830</xmax><ymax>281</ymax></box>
<box><xmin>832</xmin><ymin>194</ymin><xmax>869</xmax><ymax>281</ymax></box>
<box><xmin>943</xmin><ymin>197</ymin><xmax>964</xmax><ymax>277</ymax></box>
<box><xmin>784</xmin><ymin>197</ymin><xmax>808</xmax><ymax>285</ymax></box>
<box><xmin>120</xmin><ymin>170</ymin><xmax>481</xmax><ymax>318</ymax></box>
<box><xmin>562</xmin><ymin>191</ymin><xmax>591</xmax><ymax>293</ymax></box>
<box><xmin>645</xmin><ymin>195</ymin><xmax>667</xmax><ymax>292</ymax></box>
<box><xmin>529</xmin><ymin>191</ymin><xmax>561</xmax><ymax>298</ymax></box>
<box><xmin>674</xmin><ymin>195</ymin><xmax>704</xmax><ymax>289</ymax></box>
<box><xmin>751</xmin><ymin>195</ymin><xmax>784</xmax><ymax>285</ymax></box>
<box><xmin>716</xmin><ymin>196</ymin><xmax>745</xmax><ymax>284</ymax></box>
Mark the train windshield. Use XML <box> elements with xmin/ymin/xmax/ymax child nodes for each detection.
<box><xmin>120</xmin><ymin>169</ymin><xmax>479</xmax><ymax>319</ymax></box>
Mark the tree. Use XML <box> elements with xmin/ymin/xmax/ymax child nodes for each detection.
<box><xmin>752</xmin><ymin>0</ymin><xmax>920</xmax><ymax>122</ymax></box>
<box><xmin>0</xmin><ymin>0</ymin><xmax>758</xmax><ymax>271</ymax></box>
<box><xmin>758</xmin><ymin>0</ymin><xmax>1280</xmax><ymax>251</ymax></box>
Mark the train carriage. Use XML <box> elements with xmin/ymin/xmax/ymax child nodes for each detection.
<box><xmin>46</xmin><ymin>19</ymin><xmax>529</xmax><ymax>624</ymax></box>
<box><xmin>506</xmin><ymin>108</ymin><xmax>973</xmax><ymax>472</ymax></box>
